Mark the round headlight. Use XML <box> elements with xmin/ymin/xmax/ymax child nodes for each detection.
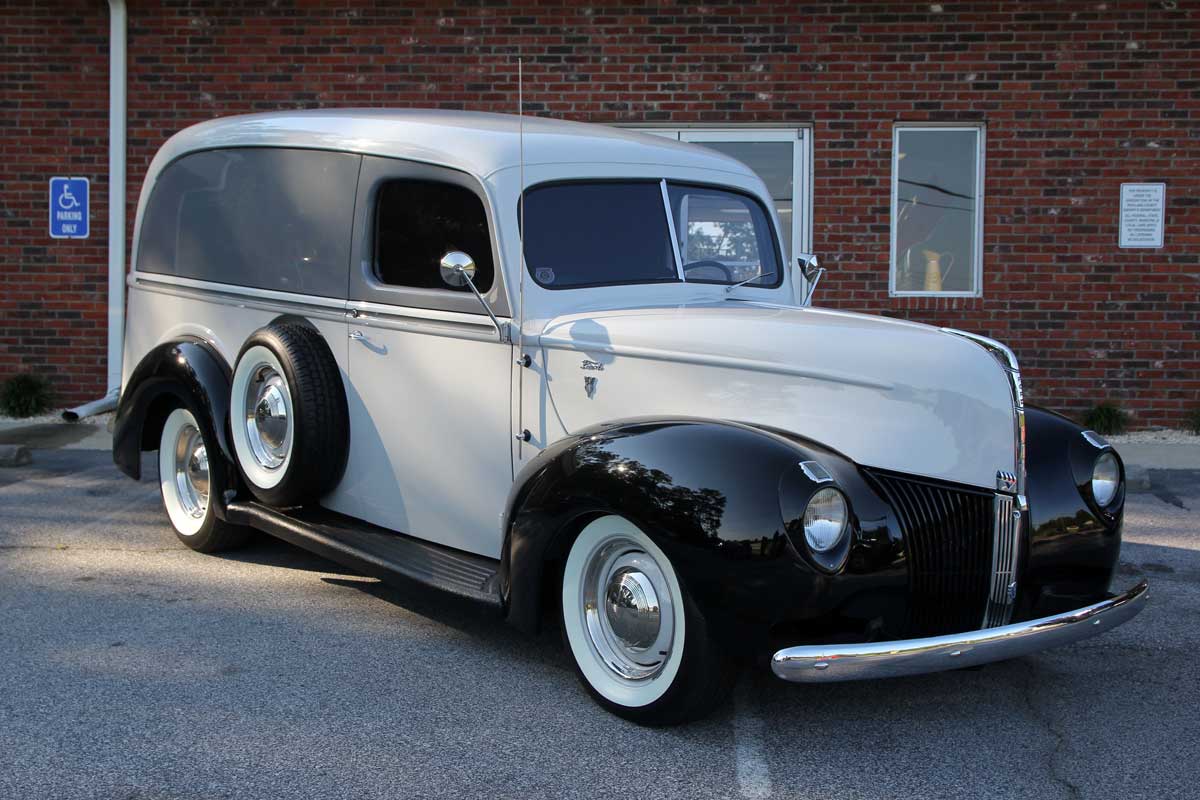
<box><xmin>1092</xmin><ymin>452</ymin><xmax>1120</xmax><ymax>507</ymax></box>
<box><xmin>803</xmin><ymin>487</ymin><xmax>849</xmax><ymax>553</ymax></box>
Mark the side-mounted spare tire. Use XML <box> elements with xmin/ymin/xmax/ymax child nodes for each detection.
<box><xmin>230</xmin><ymin>321</ymin><xmax>349</xmax><ymax>507</ymax></box>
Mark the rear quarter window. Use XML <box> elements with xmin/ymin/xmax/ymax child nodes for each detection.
<box><xmin>137</xmin><ymin>148</ymin><xmax>361</xmax><ymax>298</ymax></box>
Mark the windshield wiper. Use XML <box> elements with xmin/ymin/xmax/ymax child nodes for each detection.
<box><xmin>725</xmin><ymin>271</ymin><xmax>776</xmax><ymax>294</ymax></box>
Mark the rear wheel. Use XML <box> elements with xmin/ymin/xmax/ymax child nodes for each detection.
<box><xmin>158</xmin><ymin>407</ymin><xmax>249</xmax><ymax>552</ymax></box>
<box><xmin>561</xmin><ymin>515</ymin><xmax>735</xmax><ymax>725</ymax></box>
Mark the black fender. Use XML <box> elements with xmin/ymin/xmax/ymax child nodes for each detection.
<box><xmin>499</xmin><ymin>417</ymin><xmax>906</xmax><ymax>654</ymax></box>
<box><xmin>1019</xmin><ymin>405</ymin><xmax>1125</xmax><ymax>618</ymax></box>
<box><xmin>112</xmin><ymin>338</ymin><xmax>239</xmax><ymax>516</ymax></box>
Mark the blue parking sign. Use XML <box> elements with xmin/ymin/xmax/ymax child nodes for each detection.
<box><xmin>49</xmin><ymin>177</ymin><xmax>89</xmax><ymax>239</ymax></box>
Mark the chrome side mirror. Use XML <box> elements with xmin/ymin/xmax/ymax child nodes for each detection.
<box><xmin>439</xmin><ymin>250</ymin><xmax>477</xmax><ymax>287</ymax></box>
<box><xmin>796</xmin><ymin>253</ymin><xmax>825</xmax><ymax>307</ymax></box>
<box><xmin>438</xmin><ymin>251</ymin><xmax>505</xmax><ymax>341</ymax></box>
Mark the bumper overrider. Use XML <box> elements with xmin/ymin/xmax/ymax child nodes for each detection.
<box><xmin>771</xmin><ymin>580</ymin><xmax>1148</xmax><ymax>683</ymax></box>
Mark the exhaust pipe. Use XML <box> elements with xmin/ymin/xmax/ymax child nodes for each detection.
<box><xmin>62</xmin><ymin>387</ymin><xmax>119</xmax><ymax>422</ymax></box>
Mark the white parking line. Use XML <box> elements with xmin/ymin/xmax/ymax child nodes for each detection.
<box><xmin>733</xmin><ymin>681</ymin><xmax>773</xmax><ymax>799</ymax></box>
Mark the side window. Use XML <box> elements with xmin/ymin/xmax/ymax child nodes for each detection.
<box><xmin>374</xmin><ymin>180</ymin><xmax>494</xmax><ymax>294</ymax></box>
<box><xmin>137</xmin><ymin>148</ymin><xmax>360</xmax><ymax>297</ymax></box>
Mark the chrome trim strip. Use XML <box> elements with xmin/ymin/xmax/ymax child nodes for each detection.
<box><xmin>771</xmin><ymin>580</ymin><xmax>1148</xmax><ymax>683</ymax></box>
<box><xmin>131</xmin><ymin>271</ymin><xmax>347</xmax><ymax>309</ymax></box>
<box><xmin>983</xmin><ymin>493</ymin><xmax>1021</xmax><ymax>628</ymax></box>
<box><xmin>660</xmin><ymin>179</ymin><xmax>685</xmax><ymax>282</ymax></box>
<box><xmin>539</xmin><ymin>338</ymin><xmax>894</xmax><ymax>391</ymax></box>
<box><xmin>132</xmin><ymin>275</ymin><xmax>348</xmax><ymax>323</ymax></box>
<box><xmin>131</xmin><ymin>273</ymin><xmax>512</xmax><ymax>341</ymax></box>
<box><xmin>1081</xmin><ymin>430</ymin><xmax>1112</xmax><ymax>450</ymax></box>
<box><xmin>799</xmin><ymin>460</ymin><xmax>834</xmax><ymax>484</ymax></box>
<box><xmin>940</xmin><ymin>327</ymin><xmax>1026</xmax><ymax>497</ymax></box>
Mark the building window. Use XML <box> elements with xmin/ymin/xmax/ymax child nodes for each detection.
<box><xmin>890</xmin><ymin>125</ymin><xmax>985</xmax><ymax>297</ymax></box>
<box><xmin>624</xmin><ymin>127</ymin><xmax>811</xmax><ymax>264</ymax></box>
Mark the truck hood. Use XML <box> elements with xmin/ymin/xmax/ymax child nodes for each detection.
<box><xmin>538</xmin><ymin>301</ymin><xmax>1017</xmax><ymax>491</ymax></box>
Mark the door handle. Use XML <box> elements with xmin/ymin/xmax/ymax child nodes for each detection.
<box><xmin>349</xmin><ymin>330</ymin><xmax>365</xmax><ymax>341</ymax></box>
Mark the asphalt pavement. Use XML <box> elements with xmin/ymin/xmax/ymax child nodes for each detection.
<box><xmin>1</xmin><ymin>443</ymin><xmax>1197</xmax><ymax>799</ymax></box>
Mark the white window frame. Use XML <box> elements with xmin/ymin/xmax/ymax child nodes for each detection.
<box><xmin>889</xmin><ymin>123</ymin><xmax>986</xmax><ymax>298</ymax></box>
<box><xmin>620</xmin><ymin>126</ymin><xmax>813</xmax><ymax>266</ymax></box>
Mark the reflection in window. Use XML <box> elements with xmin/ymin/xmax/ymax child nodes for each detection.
<box><xmin>693</xmin><ymin>140</ymin><xmax>794</xmax><ymax>262</ymax></box>
<box><xmin>667</xmin><ymin>184</ymin><xmax>780</xmax><ymax>286</ymax></box>
<box><xmin>891</xmin><ymin>127</ymin><xmax>983</xmax><ymax>296</ymax></box>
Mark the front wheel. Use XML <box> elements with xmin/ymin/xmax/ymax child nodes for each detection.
<box><xmin>561</xmin><ymin>515</ymin><xmax>736</xmax><ymax>725</ymax></box>
<box><xmin>158</xmin><ymin>406</ymin><xmax>250</xmax><ymax>552</ymax></box>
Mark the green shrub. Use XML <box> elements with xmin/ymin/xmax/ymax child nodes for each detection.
<box><xmin>1187</xmin><ymin>406</ymin><xmax>1200</xmax><ymax>436</ymax></box>
<box><xmin>1083</xmin><ymin>402</ymin><xmax>1129</xmax><ymax>436</ymax></box>
<box><xmin>0</xmin><ymin>373</ymin><xmax>54</xmax><ymax>418</ymax></box>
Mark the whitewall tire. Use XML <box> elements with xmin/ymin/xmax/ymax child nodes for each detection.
<box><xmin>229</xmin><ymin>322</ymin><xmax>350</xmax><ymax>508</ymax></box>
<box><xmin>157</xmin><ymin>406</ymin><xmax>249</xmax><ymax>552</ymax></box>
<box><xmin>230</xmin><ymin>344</ymin><xmax>294</xmax><ymax>492</ymax></box>
<box><xmin>561</xmin><ymin>515</ymin><xmax>735</xmax><ymax>725</ymax></box>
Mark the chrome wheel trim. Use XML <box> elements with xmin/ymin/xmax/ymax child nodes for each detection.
<box><xmin>562</xmin><ymin>516</ymin><xmax>686</xmax><ymax>708</ymax></box>
<box><xmin>159</xmin><ymin>408</ymin><xmax>209</xmax><ymax>536</ymax></box>
<box><xmin>243</xmin><ymin>362</ymin><xmax>292</xmax><ymax>470</ymax></box>
<box><xmin>230</xmin><ymin>345</ymin><xmax>294</xmax><ymax>490</ymax></box>
<box><xmin>583</xmin><ymin>542</ymin><xmax>675</xmax><ymax>681</ymax></box>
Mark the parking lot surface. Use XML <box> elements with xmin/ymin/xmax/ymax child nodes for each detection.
<box><xmin>2</xmin><ymin>448</ymin><xmax>1197</xmax><ymax>799</ymax></box>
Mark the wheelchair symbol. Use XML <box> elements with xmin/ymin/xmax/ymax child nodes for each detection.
<box><xmin>57</xmin><ymin>184</ymin><xmax>80</xmax><ymax>211</ymax></box>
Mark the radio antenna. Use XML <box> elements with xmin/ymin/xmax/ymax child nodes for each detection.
<box><xmin>515</xmin><ymin>56</ymin><xmax>528</xmax><ymax>458</ymax></box>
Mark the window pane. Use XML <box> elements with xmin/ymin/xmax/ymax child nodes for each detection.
<box><xmin>893</xmin><ymin>128</ymin><xmax>980</xmax><ymax>294</ymax></box>
<box><xmin>524</xmin><ymin>182</ymin><xmax>678</xmax><ymax>289</ymax></box>
<box><xmin>694</xmin><ymin>141</ymin><xmax>793</xmax><ymax>200</ymax></box>
<box><xmin>138</xmin><ymin>148</ymin><xmax>359</xmax><ymax>297</ymax></box>
<box><xmin>667</xmin><ymin>183</ymin><xmax>781</xmax><ymax>286</ymax></box>
<box><xmin>375</xmin><ymin>180</ymin><xmax>494</xmax><ymax>293</ymax></box>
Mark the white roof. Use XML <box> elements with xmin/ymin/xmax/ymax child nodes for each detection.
<box><xmin>151</xmin><ymin>109</ymin><xmax>756</xmax><ymax>181</ymax></box>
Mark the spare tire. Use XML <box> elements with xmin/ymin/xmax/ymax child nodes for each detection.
<box><xmin>229</xmin><ymin>321</ymin><xmax>349</xmax><ymax>507</ymax></box>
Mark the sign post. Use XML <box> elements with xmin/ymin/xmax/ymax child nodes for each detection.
<box><xmin>49</xmin><ymin>176</ymin><xmax>90</xmax><ymax>239</ymax></box>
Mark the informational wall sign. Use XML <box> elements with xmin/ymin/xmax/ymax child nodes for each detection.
<box><xmin>49</xmin><ymin>176</ymin><xmax>89</xmax><ymax>239</ymax></box>
<box><xmin>1119</xmin><ymin>182</ymin><xmax>1165</xmax><ymax>249</ymax></box>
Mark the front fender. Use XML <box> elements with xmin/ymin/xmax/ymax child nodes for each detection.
<box><xmin>499</xmin><ymin>418</ymin><xmax>905</xmax><ymax>651</ymax></box>
<box><xmin>1019</xmin><ymin>406</ymin><xmax>1125</xmax><ymax>618</ymax></box>
<box><xmin>112</xmin><ymin>339</ymin><xmax>237</xmax><ymax>513</ymax></box>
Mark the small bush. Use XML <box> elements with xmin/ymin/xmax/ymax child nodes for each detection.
<box><xmin>1083</xmin><ymin>402</ymin><xmax>1129</xmax><ymax>436</ymax></box>
<box><xmin>1187</xmin><ymin>406</ymin><xmax>1200</xmax><ymax>436</ymax></box>
<box><xmin>0</xmin><ymin>373</ymin><xmax>54</xmax><ymax>418</ymax></box>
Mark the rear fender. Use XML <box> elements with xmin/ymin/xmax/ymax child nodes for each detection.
<box><xmin>112</xmin><ymin>338</ymin><xmax>238</xmax><ymax>514</ymax></box>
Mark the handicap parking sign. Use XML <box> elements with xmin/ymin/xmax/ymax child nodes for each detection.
<box><xmin>49</xmin><ymin>177</ymin><xmax>89</xmax><ymax>239</ymax></box>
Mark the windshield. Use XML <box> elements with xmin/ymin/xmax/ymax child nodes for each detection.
<box><xmin>523</xmin><ymin>180</ymin><xmax>781</xmax><ymax>290</ymax></box>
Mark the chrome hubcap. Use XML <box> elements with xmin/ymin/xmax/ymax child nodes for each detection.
<box><xmin>173</xmin><ymin>423</ymin><xmax>208</xmax><ymax>519</ymax></box>
<box><xmin>244</xmin><ymin>364</ymin><xmax>291</xmax><ymax>470</ymax></box>
<box><xmin>582</xmin><ymin>537</ymin><xmax>675</xmax><ymax>681</ymax></box>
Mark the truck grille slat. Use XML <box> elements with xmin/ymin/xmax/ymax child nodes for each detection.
<box><xmin>867</xmin><ymin>470</ymin><xmax>998</xmax><ymax>637</ymax></box>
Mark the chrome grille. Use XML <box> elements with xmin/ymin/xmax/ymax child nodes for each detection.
<box><xmin>867</xmin><ymin>471</ymin><xmax>994</xmax><ymax>637</ymax></box>
<box><xmin>983</xmin><ymin>493</ymin><xmax>1022</xmax><ymax>628</ymax></box>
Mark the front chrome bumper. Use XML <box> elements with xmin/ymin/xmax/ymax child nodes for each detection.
<box><xmin>771</xmin><ymin>580</ymin><xmax>1148</xmax><ymax>683</ymax></box>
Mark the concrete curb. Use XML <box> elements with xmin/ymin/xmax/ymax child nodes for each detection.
<box><xmin>0</xmin><ymin>444</ymin><xmax>32</xmax><ymax>467</ymax></box>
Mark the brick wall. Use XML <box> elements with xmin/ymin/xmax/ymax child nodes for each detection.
<box><xmin>1</xmin><ymin>1</ymin><xmax>1197</xmax><ymax>425</ymax></box>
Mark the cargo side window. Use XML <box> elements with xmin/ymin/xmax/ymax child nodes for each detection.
<box><xmin>374</xmin><ymin>180</ymin><xmax>494</xmax><ymax>294</ymax></box>
<box><xmin>136</xmin><ymin>148</ymin><xmax>360</xmax><ymax>298</ymax></box>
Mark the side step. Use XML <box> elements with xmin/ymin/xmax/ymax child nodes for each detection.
<box><xmin>225</xmin><ymin>501</ymin><xmax>503</xmax><ymax>608</ymax></box>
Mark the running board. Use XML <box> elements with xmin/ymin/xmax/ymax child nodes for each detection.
<box><xmin>225</xmin><ymin>501</ymin><xmax>503</xmax><ymax>608</ymax></box>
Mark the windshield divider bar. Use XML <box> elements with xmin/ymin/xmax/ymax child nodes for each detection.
<box><xmin>659</xmin><ymin>179</ymin><xmax>685</xmax><ymax>282</ymax></box>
